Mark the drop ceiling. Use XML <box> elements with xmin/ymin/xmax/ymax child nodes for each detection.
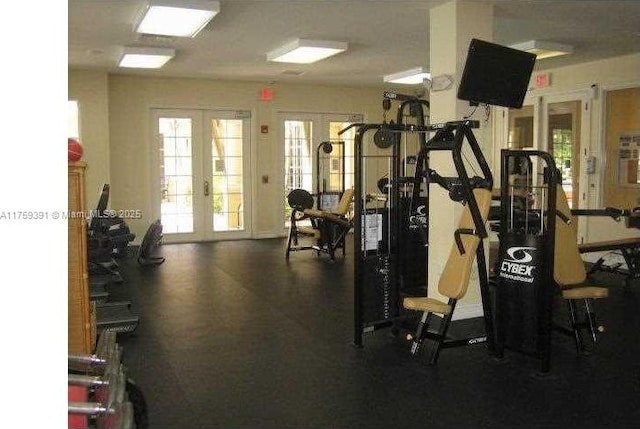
<box><xmin>68</xmin><ymin>0</ymin><xmax>640</xmax><ymax>87</ymax></box>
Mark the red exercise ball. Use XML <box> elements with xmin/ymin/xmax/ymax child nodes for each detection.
<box><xmin>68</xmin><ymin>138</ymin><xmax>84</xmax><ymax>162</ymax></box>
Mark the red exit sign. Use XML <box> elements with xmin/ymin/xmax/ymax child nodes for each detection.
<box><xmin>535</xmin><ymin>73</ymin><xmax>551</xmax><ymax>88</ymax></box>
<box><xmin>259</xmin><ymin>88</ymin><xmax>274</xmax><ymax>101</ymax></box>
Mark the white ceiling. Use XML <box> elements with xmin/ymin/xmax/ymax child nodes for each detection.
<box><xmin>68</xmin><ymin>0</ymin><xmax>640</xmax><ymax>87</ymax></box>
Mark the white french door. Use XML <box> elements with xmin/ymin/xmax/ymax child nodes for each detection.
<box><xmin>502</xmin><ymin>90</ymin><xmax>591</xmax><ymax>239</ymax></box>
<box><xmin>281</xmin><ymin>112</ymin><xmax>362</xmax><ymax>227</ymax></box>
<box><xmin>152</xmin><ymin>108</ymin><xmax>252</xmax><ymax>242</ymax></box>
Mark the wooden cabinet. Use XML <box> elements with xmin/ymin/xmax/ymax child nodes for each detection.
<box><xmin>68</xmin><ymin>162</ymin><xmax>95</xmax><ymax>354</ymax></box>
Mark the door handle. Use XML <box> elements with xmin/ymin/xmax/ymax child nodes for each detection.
<box><xmin>204</xmin><ymin>180</ymin><xmax>210</xmax><ymax>196</ymax></box>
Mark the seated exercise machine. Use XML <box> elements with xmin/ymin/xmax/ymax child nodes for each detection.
<box><xmin>285</xmin><ymin>187</ymin><xmax>354</xmax><ymax>260</ymax></box>
<box><xmin>400</xmin><ymin>120</ymin><xmax>496</xmax><ymax>363</ymax></box>
<box><xmin>495</xmin><ymin>150</ymin><xmax>609</xmax><ymax>373</ymax></box>
<box><xmin>576</xmin><ymin>209</ymin><xmax>640</xmax><ymax>287</ymax></box>
<box><xmin>351</xmin><ymin>91</ymin><xmax>434</xmax><ymax>345</ymax></box>
<box><xmin>403</xmin><ymin>187</ymin><xmax>493</xmax><ymax>363</ymax></box>
<box><xmin>285</xmin><ymin>139</ymin><xmax>354</xmax><ymax>260</ymax></box>
<box><xmin>352</xmin><ymin>116</ymin><xmax>496</xmax><ymax>363</ymax></box>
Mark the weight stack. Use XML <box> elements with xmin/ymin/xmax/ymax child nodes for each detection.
<box><xmin>496</xmin><ymin>232</ymin><xmax>547</xmax><ymax>356</ymax></box>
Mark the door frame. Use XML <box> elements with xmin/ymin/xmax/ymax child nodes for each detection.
<box><xmin>496</xmin><ymin>88</ymin><xmax>593</xmax><ymax>241</ymax></box>
<box><xmin>277</xmin><ymin>111</ymin><xmax>363</xmax><ymax>232</ymax></box>
<box><xmin>149</xmin><ymin>108</ymin><xmax>253</xmax><ymax>243</ymax></box>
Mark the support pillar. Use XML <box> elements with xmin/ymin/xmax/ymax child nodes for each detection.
<box><xmin>427</xmin><ymin>1</ymin><xmax>494</xmax><ymax>308</ymax></box>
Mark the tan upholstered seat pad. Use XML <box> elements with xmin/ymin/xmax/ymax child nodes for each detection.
<box><xmin>302</xmin><ymin>209</ymin><xmax>351</xmax><ymax>227</ymax></box>
<box><xmin>562</xmin><ymin>286</ymin><xmax>609</xmax><ymax>300</ymax></box>
<box><xmin>403</xmin><ymin>297</ymin><xmax>452</xmax><ymax>315</ymax></box>
<box><xmin>437</xmin><ymin>188</ymin><xmax>492</xmax><ymax>300</ymax></box>
<box><xmin>554</xmin><ymin>185</ymin><xmax>588</xmax><ymax>286</ymax></box>
<box><xmin>297</xmin><ymin>226</ymin><xmax>321</xmax><ymax>238</ymax></box>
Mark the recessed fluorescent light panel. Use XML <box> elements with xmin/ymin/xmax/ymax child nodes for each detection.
<box><xmin>118</xmin><ymin>47</ymin><xmax>175</xmax><ymax>69</ymax></box>
<box><xmin>267</xmin><ymin>39</ymin><xmax>348</xmax><ymax>64</ymax></box>
<box><xmin>135</xmin><ymin>0</ymin><xmax>220</xmax><ymax>37</ymax></box>
<box><xmin>383</xmin><ymin>67</ymin><xmax>431</xmax><ymax>84</ymax></box>
<box><xmin>509</xmin><ymin>40</ymin><xmax>573</xmax><ymax>60</ymax></box>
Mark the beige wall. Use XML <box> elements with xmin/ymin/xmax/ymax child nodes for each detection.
<box><xmin>68</xmin><ymin>69</ymin><xmax>111</xmax><ymax>209</ymax></box>
<box><xmin>104</xmin><ymin>73</ymin><xmax>385</xmax><ymax>239</ymax></box>
<box><xmin>603</xmin><ymin>87</ymin><xmax>640</xmax><ymax>208</ymax></box>
<box><xmin>69</xmin><ymin>52</ymin><xmax>639</xmax><ymax>320</ymax></box>
<box><xmin>74</xmin><ymin>53</ymin><xmax>640</xmax><ymax>243</ymax></box>
<box><xmin>491</xmin><ymin>53</ymin><xmax>640</xmax><ymax>245</ymax></box>
<box><xmin>535</xmin><ymin>53</ymin><xmax>640</xmax><ymax>243</ymax></box>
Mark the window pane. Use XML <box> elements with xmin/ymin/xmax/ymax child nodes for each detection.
<box><xmin>68</xmin><ymin>100</ymin><xmax>79</xmax><ymax>139</ymax></box>
<box><xmin>159</xmin><ymin>117</ymin><xmax>194</xmax><ymax>233</ymax></box>
<box><xmin>210</xmin><ymin>119</ymin><xmax>245</xmax><ymax>232</ymax></box>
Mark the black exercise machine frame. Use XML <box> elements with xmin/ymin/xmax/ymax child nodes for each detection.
<box><xmin>495</xmin><ymin>150</ymin><xmax>559</xmax><ymax>373</ymax></box>
<box><xmin>347</xmin><ymin>94</ymin><xmax>430</xmax><ymax>345</ymax></box>
<box><xmin>285</xmin><ymin>139</ymin><xmax>351</xmax><ymax>260</ymax></box>
<box><xmin>353</xmin><ymin>119</ymin><xmax>495</xmax><ymax>351</ymax></box>
<box><xmin>406</xmin><ymin>120</ymin><xmax>496</xmax><ymax>358</ymax></box>
<box><xmin>581</xmin><ymin>240</ymin><xmax>640</xmax><ymax>287</ymax></box>
<box><xmin>315</xmin><ymin>140</ymin><xmax>346</xmax><ymax>212</ymax></box>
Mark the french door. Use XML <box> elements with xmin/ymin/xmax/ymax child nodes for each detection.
<box><xmin>281</xmin><ymin>112</ymin><xmax>362</xmax><ymax>226</ymax></box>
<box><xmin>152</xmin><ymin>109</ymin><xmax>251</xmax><ymax>242</ymax></box>
<box><xmin>503</xmin><ymin>91</ymin><xmax>591</xmax><ymax>238</ymax></box>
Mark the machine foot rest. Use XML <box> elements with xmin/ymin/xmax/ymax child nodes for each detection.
<box><xmin>96</xmin><ymin>302</ymin><xmax>140</xmax><ymax>333</ymax></box>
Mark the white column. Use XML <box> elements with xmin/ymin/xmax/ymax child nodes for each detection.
<box><xmin>427</xmin><ymin>1</ymin><xmax>493</xmax><ymax>311</ymax></box>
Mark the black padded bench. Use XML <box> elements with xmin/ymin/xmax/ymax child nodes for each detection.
<box><xmin>579</xmin><ymin>238</ymin><xmax>640</xmax><ymax>287</ymax></box>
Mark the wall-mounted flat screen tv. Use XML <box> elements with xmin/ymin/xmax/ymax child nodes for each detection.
<box><xmin>457</xmin><ymin>39</ymin><xmax>536</xmax><ymax>109</ymax></box>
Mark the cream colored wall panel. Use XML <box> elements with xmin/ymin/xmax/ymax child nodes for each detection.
<box><xmin>68</xmin><ymin>69</ymin><xmax>110</xmax><ymax>210</ymax></box>
<box><xmin>106</xmin><ymin>75</ymin><xmax>384</xmax><ymax>239</ymax></box>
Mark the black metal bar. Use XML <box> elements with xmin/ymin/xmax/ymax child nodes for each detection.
<box><xmin>453</xmin><ymin>228</ymin><xmax>475</xmax><ymax>254</ymax></box>
<box><xmin>429</xmin><ymin>299</ymin><xmax>457</xmax><ymax>365</ymax></box>
<box><xmin>353</xmin><ymin>126</ymin><xmax>365</xmax><ymax>347</ymax></box>
<box><xmin>440</xmin><ymin>336</ymin><xmax>488</xmax><ymax>348</ymax></box>
<box><xmin>571</xmin><ymin>207</ymin><xmax>631</xmax><ymax>220</ymax></box>
<box><xmin>476</xmin><ymin>237</ymin><xmax>496</xmax><ymax>353</ymax></box>
<box><xmin>450</xmin><ymin>124</ymin><xmax>486</xmax><ymax>239</ymax></box>
<box><xmin>566</xmin><ymin>299</ymin><xmax>584</xmax><ymax>354</ymax></box>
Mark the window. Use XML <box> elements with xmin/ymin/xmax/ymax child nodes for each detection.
<box><xmin>68</xmin><ymin>100</ymin><xmax>79</xmax><ymax>139</ymax></box>
<box><xmin>282</xmin><ymin>113</ymin><xmax>362</xmax><ymax>226</ymax></box>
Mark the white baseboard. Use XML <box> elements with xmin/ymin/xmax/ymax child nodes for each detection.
<box><xmin>452</xmin><ymin>303</ymin><xmax>484</xmax><ymax>320</ymax></box>
<box><xmin>253</xmin><ymin>232</ymin><xmax>286</xmax><ymax>239</ymax></box>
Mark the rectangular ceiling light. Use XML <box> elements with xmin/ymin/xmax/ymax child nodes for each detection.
<box><xmin>267</xmin><ymin>39</ymin><xmax>348</xmax><ymax>64</ymax></box>
<box><xmin>135</xmin><ymin>0</ymin><xmax>220</xmax><ymax>37</ymax></box>
<box><xmin>118</xmin><ymin>47</ymin><xmax>175</xmax><ymax>69</ymax></box>
<box><xmin>383</xmin><ymin>67</ymin><xmax>431</xmax><ymax>85</ymax></box>
<box><xmin>509</xmin><ymin>40</ymin><xmax>573</xmax><ymax>60</ymax></box>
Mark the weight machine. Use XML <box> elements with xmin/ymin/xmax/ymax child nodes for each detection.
<box><xmin>285</xmin><ymin>139</ymin><xmax>352</xmax><ymax>260</ymax></box>
<box><xmin>495</xmin><ymin>149</ymin><xmax>610</xmax><ymax>373</ymax></box>
<box><xmin>352</xmin><ymin>116</ymin><xmax>496</xmax><ymax>359</ymax></box>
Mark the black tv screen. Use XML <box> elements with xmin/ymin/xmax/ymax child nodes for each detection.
<box><xmin>457</xmin><ymin>39</ymin><xmax>536</xmax><ymax>109</ymax></box>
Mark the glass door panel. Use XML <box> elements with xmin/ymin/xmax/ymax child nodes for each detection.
<box><xmin>158</xmin><ymin>116</ymin><xmax>195</xmax><ymax>234</ymax></box>
<box><xmin>508</xmin><ymin>105</ymin><xmax>534</xmax><ymax>149</ymax></box>
<box><xmin>154</xmin><ymin>109</ymin><xmax>250</xmax><ymax>242</ymax></box>
<box><xmin>547</xmin><ymin>100</ymin><xmax>581</xmax><ymax>208</ymax></box>
<box><xmin>330</xmin><ymin>120</ymin><xmax>355</xmax><ymax>191</ymax></box>
<box><xmin>282</xmin><ymin>114</ymin><xmax>361</xmax><ymax>227</ymax></box>
<box><xmin>209</xmin><ymin>118</ymin><xmax>246</xmax><ymax>233</ymax></box>
<box><xmin>283</xmin><ymin>119</ymin><xmax>313</xmax><ymax>224</ymax></box>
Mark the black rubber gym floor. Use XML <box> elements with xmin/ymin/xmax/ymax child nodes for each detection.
<box><xmin>112</xmin><ymin>238</ymin><xmax>640</xmax><ymax>429</ymax></box>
